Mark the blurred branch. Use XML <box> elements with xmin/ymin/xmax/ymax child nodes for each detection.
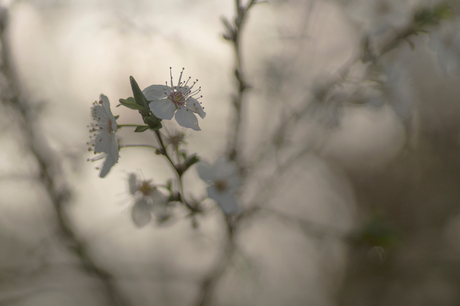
<box><xmin>193</xmin><ymin>217</ymin><xmax>236</xmax><ymax>306</ymax></box>
<box><xmin>225</xmin><ymin>0</ymin><xmax>259</xmax><ymax>163</ymax></box>
<box><xmin>0</xmin><ymin>8</ymin><xmax>129</xmax><ymax>306</ymax></box>
<box><xmin>249</xmin><ymin>23</ymin><xmax>420</xmax><ymax>173</ymax></box>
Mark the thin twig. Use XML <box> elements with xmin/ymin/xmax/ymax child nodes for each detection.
<box><xmin>249</xmin><ymin>24</ymin><xmax>419</xmax><ymax>171</ymax></box>
<box><xmin>227</xmin><ymin>0</ymin><xmax>258</xmax><ymax>163</ymax></box>
<box><xmin>153</xmin><ymin>130</ymin><xmax>199</xmax><ymax>212</ymax></box>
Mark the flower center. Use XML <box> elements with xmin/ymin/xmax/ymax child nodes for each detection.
<box><xmin>139</xmin><ymin>181</ymin><xmax>153</xmax><ymax>196</ymax></box>
<box><xmin>214</xmin><ymin>179</ymin><xmax>228</xmax><ymax>192</ymax></box>
<box><xmin>169</xmin><ymin>92</ymin><xmax>186</xmax><ymax>106</ymax></box>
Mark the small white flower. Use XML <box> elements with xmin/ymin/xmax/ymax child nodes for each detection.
<box><xmin>143</xmin><ymin>68</ymin><xmax>206</xmax><ymax>131</ymax></box>
<box><xmin>127</xmin><ymin>173</ymin><xmax>169</xmax><ymax>228</ymax></box>
<box><xmin>196</xmin><ymin>158</ymin><xmax>241</xmax><ymax>215</ymax></box>
<box><xmin>429</xmin><ymin>18</ymin><xmax>460</xmax><ymax>76</ymax></box>
<box><xmin>87</xmin><ymin>94</ymin><xmax>119</xmax><ymax>178</ymax></box>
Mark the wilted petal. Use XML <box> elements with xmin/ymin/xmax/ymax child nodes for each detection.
<box><xmin>150</xmin><ymin>100</ymin><xmax>176</xmax><ymax>120</ymax></box>
<box><xmin>175</xmin><ymin>107</ymin><xmax>200</xmax><ymax>131</ymax></box>
<box><xmin>131</xmin><ymin>198</ymin><xmax>152</xmax><ymax>228</ymax></box>
<box><xmin>207</xmin><ymin>186</ymin><xmax>239</xmax><ymax>215</ymax></box>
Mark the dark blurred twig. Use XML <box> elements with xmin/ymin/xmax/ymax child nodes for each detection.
<box><xmin>225</xmin><ymin>0</ymin><xmax>258</xmax><ymax>164</ymax></box>
<box><xmin>249</xmin><ymin>23</ymin><xmax>420</xmax><ymax>174</ymax></box>
<box><xmin>0</xmin><ymin>8</ymin><xmax>129</xmax><ymax>306</ymax></box>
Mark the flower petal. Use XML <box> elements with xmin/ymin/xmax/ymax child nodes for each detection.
<box><xmin>99</xmin><ymin>154</ymin><xmax>117</xmax><ymax>178</ymax></box>
<box><xmin>94</xmin><ymin>130</ymin><xmax>109</xmax><ymax>153</ymax></box>
<box><xmin>175</xmin><ymin>107</ymin><xmax>200</xmax><ymax>131</ymax></box>
<box><xmin>150</xmin><ymin>100</ymin><xmax>176</xmax><ymax>120</ymax></box>
<box><xmin>207</xmin><ymin>186</ymin><xmax>239</xmax><ymax>215</ymax></box>
<box><xmin>196</xmin><ymin>161</ymin><xmax>214</xmax><ymax>183</ymax></box>
<box><xmin>213</xmin><ymin>158</ymin><xmax>237</xmax><ymax>180</ymax></box>
<box><xmin>149</xmin><ymin>189</ymin><xmax>167</xmax><ymax>204</ymax></box>
<box><xmin>108</xmin><ymin>133</ymin><xmax>119</xmax><ymax>163</ymax></box>
<box><xmin>92</xmin><ymin>104</ymin><xmax>106</xmax><ymax>120</ymax></box>
<box><xmin>143</xmin><ymin>85</ymin><xmax>169</xmax><ymax>101</ymax></box>
<box><xmin>128</xmin><ymin>173</ymin><xmax>138</xmax><ymax>195</ymax></box>
<box><xmin>131</xmin><ymin>198</ymin><xmax>152</xmax><ymax>228</ymax></box>
<box><xmin>186</xmin><ymin>98</ymin><xmax>206</xmax><ymax>119</ymax></box>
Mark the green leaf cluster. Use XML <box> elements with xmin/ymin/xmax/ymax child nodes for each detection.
<box><xmin>414</xmin><ymin>4</ymin><xmax>455</xmax><ymax>29</ymax></box>
<box><xmin>118</xmin><ymin>76</ymin><xmax>162</xmax><ymax>132</ymax></box>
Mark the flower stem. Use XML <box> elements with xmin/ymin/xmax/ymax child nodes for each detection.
<box><xmin>153</xmin><ymin>130</ymin><xmax>198</xmax><ymax>212</ymax></box>
<box><xmin>119</xmin><ymin>144</ymin><xmax>159</xmax><ymax>150</ymax></box>
<box><xmin>227</xmin><ymin>0</ymin><xmax>257</xmax><ymax>164</ymax></box>
<box><xmin>117</xmin><ymin>124</ymin><xmax>142</xmax><ymax>128</ymax></box>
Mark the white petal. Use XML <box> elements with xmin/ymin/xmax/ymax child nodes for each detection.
<box><xmin>128</xmin><ymin>173</ymin><xmax>138</xmax><ymax>195</ymax></box>
<box><xmin>207</xmin><ymin>186</ymin><xmax>239</xmax><ymax>215</ymax></box>
<box><xmin>213</xmin><ymin>158</ymin><xmax>237</xmax><ymax>180</ymax></box>
<box><xmin>150</xmin><ymin>100</ymin><xmax>176</xmax><ymax>120</ymax></box>
<box><xmin>150</xmin><ymin>190</ymin><xmax>169</xmax><ymax>217</ymax></box>
<box><xmin>175</xmin><ymin>107</ymin><xmax>200</xmax><ymax>131</ymax></box>
<box><xmin>186</xmin><ymin>98</ymin><xmax>206</xmax><ymax>119</ymax></box>
<box><xmin>149</xmin><ymin>189</ymin><xmax>167</xmax><ymax>204</ymax></box>
<box><xmin>108</xmin><ymin>133</ymin><xmax>119</xmax><ymax>162</ymax></box>
<box><xmin>99</xmin><ymin>154</ymin><xmax>117</xmax><ymax>178</ymax></box>
<box><xmin>97</xmin><ymin>94</ymin><xmax>118</xmax><ymax>132</ymax></box>
<box><xmin>196</xmin><ymin>161</ymin><xmax>214</xmax><ymax>183</ymax></box>
<box><xmin>131</xmin><ymin>198</ymin><xmax>152</xmax><ymax>228</ymax></box>
<box><xmin>143</xmin><ymin>85</ymin><xmax>169</xmax><ymax>101</ymax></box>
<box><xmin>99</xmin><ymin>94</ymin><xmax>110</xmax><ymax>112</ymax></box>
<box><xmin>92</xmin><ymin>104</ymin><xmax>107</xmax><ymax>120</ymax></box>
<box><xmin>227</xmin><ymin>174</ymin><xmax>242</xmax><ymax>190</ymax></box>
<box><xmin>94</xmin><ymin>130</ymin><xmax>109</xmax><ymax>153</ymax></box>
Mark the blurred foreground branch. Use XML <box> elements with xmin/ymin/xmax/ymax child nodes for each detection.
<box><xmin>0</xmin><ymin>8</ymin><xmax>129</xmax><ymax>306</ymax></box>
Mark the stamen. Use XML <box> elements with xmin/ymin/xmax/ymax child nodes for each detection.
<box><xmin>177</xmin><ymin>67</ymin><xmax>185</xmax><ymax>86</ymax></box>
<box><xmin>169</xmin><ymin>67</ymin><xmax>174</xmax><ymax>88</ymax></box>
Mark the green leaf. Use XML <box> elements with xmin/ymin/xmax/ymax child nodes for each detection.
<box><xmin>182</xmin><ymin>154</ymin><xmax>200</xmax><ymax>173</ymax></box>
<box><xmin>433</xmin><ymin>4</ymin><xmax>454</xmax><ymax>20</ymax></box>
<box><xmin>414</xmin><ymin>4</ymin><xmax>454</xmax><ymax>28</ymax></box>
<box><xmin>119</xmin><ymin>97</ymin><xmax>146</xmax><ymax>111</ymax></box>
<box><xmin>144</xmin><ymin>115</ymin><xmax>162</xmax><ymax>130</ymax></box>
<box><xmin>165</xmin><ymin>179</ymin><xmax>172</xmax><ymax>191</ymax></box>
<box><xmin>134</xmin><ymin>125</ymin><xmax>149</xmax><ymax>133</ymax></box>
<box><xmin>114</xmin><ymin>115</ymin><xmax>120</xmax><ymax>120</ymax></box>
<box><xmin>130</xmin><ymin>76</ymin><xmax>149</xmax><ymax>109</ymax></box>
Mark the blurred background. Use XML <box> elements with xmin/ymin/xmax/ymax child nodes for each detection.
<box><xmin>1</xmin><ymin>0</ymin><xmax>460</xmax><ymax>305</ymax></box>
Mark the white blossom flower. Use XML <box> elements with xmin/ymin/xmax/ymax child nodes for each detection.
<box><xmin>429</xmin><ymin>18</ymin><xmax>460</xmax><ymax>76</ymax></box>
<box><xmin>196</xmin><ymin>158</ymin><xmax>241</xmax><ymax>215</ymax></box>
<box><xmin>127</xmin><ymin>173</ymin><xmax>169</xmax><ymax>228</ymax></box>
<box><xmin>143</xmin><ymin>68</ymin><xmax>206</xmax><ymax>131</ymax></box>
<box><xmin>87</xmin><ymin>94</ymin><xmax>119</xmax><ymax>178</ymax></box>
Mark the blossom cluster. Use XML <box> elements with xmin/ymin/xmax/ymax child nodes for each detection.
<box><xmin>87</xmin><ymin>69</ymin><xmax>241</xmax><ymax>228</ymax></box>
